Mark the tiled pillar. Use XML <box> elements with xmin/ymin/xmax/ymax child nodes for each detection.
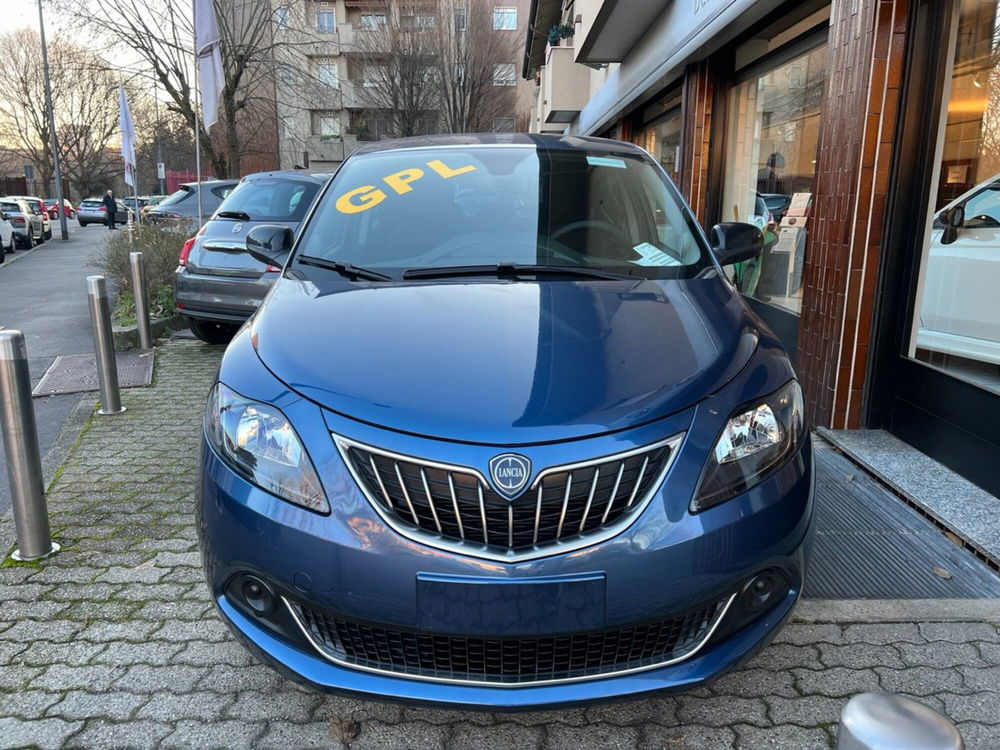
<box><xmin>679</xmin><ymin>60</ymin><xmax>715</xmax><ymax>224</ymax></box>
<box><xmin>797</xmin><ymin>0</ymin><xmax>910</xmax><ymax>428</ymax></box>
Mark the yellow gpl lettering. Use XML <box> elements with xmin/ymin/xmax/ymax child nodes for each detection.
<box><xmin>426</xmin><ymin>159</ymin><xmax>476</xmax><ymax>179</ymax></box>
<box><xmin>383</xmin><ymin>167</ymin><xmax>425</xmax><ymax>195</ymax></box>
<box><xmin>334</xmin><ymin>160</ymin><xmax>477</xmax><ymax>214</ymax></box>
<box><xmin>335</xmin><ymin>186</ymin><xmax>387</xmax><ymax>214</ymax></box>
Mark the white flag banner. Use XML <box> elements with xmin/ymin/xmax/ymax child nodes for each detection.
<box><xmin>118</xmin><ymin>84</ymin><xmax>137</xmax><ymax>187</ymax></box>
<box><xmin>195</xmin><ymin>0</ymin><xmax>225</xmax><ymax>130</ymax></box>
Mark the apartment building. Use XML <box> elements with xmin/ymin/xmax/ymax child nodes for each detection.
<box><xmin>273</xmin><ymin>0</ymin><xmax>535</xmax><ymax>171</ymax></box>
<box><xmin>523</xmin><ymin>0</ymin><xmax>1000</xmax><ymax>497</ymax></box>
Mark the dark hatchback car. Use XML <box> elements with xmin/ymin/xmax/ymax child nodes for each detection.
<box><xmin>174</xmin><ymin>171</ymin><xmax>328</xmax><ymax>343</ymax></box>
<box><xmin>147</xmin><ymin>179</ymin><xmax>238</xmax><ymax>228</ymax></box>
<box><xmin>198</xmin><ymin>134</ymin><xmax>813</xmax><ymax>709</ymax></box>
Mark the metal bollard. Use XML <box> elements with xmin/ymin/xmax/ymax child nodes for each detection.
<box><xmin>837</xmin><ymin>693</ymin><xmax>963</xmax><ymax>750</ymax></box>
<box><xmin>86</xmin><ymin>275</ymin><xmax>126</xmax><ymax>415</ymax></box>
<box><xmin>129</xmin><ymin>252</ymin><xmax>153</xmax><ymax>350</ymax></box>
<box><xmin>0</xmin><ymin>330</ymin><xmax>59</xmax><ymax>561</ymax></box>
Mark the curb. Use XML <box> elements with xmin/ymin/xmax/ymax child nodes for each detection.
<box><xmin>112</xmin><ymin>314</ymin><xmax>187</xmax><ymax>350</ymax></box>
<box><xmin>0</xmin><ymin>243</ymin><xmax>44</xmax><ymax>270</ymax></box>
<box><xmin>795</xmin><ymin>599</ymin><xmax>1000</xmax><ymax>623</ymax></box>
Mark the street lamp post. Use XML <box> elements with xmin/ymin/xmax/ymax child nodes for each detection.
<box><xmin>37</xmin><ymin>0</ymin><xmax>69</xmax><ymax>241</ymax></box>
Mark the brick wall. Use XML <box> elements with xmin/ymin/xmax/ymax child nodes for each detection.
<box><xmin>797</xmin><ymin>0</ymin><xmax>910</xmax><ymax>428</ymax></box>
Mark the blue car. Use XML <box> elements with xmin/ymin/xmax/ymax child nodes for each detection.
<box><xmin>197</xmin><ymin>134</ymin><xmax>814</xmax><ymax>710</ymax></box>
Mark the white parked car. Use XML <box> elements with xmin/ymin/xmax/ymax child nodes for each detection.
<box><xmin>918</xmin><ymin>176</ymin><xmax>1000</xmax><ymax>365</ymax></box>
<box><xmin>0</xmin><ymin>207</ymin><xmax>14</xmax><ymax>254</ymax></box>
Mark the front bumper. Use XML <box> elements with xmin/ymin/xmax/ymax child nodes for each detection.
<box><xmin>198</xmin><ymin>419</ymin><xmax>813</xmax><ymax>707</ymax></box>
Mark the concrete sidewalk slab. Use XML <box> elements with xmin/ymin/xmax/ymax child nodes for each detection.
<box><xmin>1</xmin><ymin>340</ymin><xmax>998</xmax><ymax>749</ymax></box>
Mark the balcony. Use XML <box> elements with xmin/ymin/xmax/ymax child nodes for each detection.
<box><xmin>541</xmin><ymin>45</ymin><xmax>591</xmax><ymax>124</ymax></box>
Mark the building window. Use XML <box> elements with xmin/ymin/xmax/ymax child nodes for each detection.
<box><xmin>403</xmin><ymin>13</ymin><xmax>436</xmax><ymax>29</ymax></box>
<box><xmin>492</xmin><ymin>63</ymin><xmax>516</xmax><ymax>86</ymax></box>
<box><xmin>493</xmin><ymin>6</ymin><xmax>516</xmax><ymax>30</ymax></box>
<box><xmin>359</xmin><ymin>14</ymin><xmax>386</xmax><ymax>29</ymax></box>
<box><xmin>277</xmin><ymin>64</ymin><xmax>294</xmax><ymax>84</ymax></box>
<box><xmin>363</xmin><ymin>65</ymin><xmax>387</xmax><ymax>88</ymax></box>
<box><xmin>315</xmin><ymin>9</ymin><xmax>335</xmax><ymax>33</ymax></box>
<box><xmin>907</xmin><ymin>0</ymin><xmax>1000</xmax><ymax>395</ymax></box>
<box><xmin>455</xmin><ymin>6</ymin><xmax>467</xmax><ymax>31</ymax></box>
<box><xmin>311</xmin><ymin>111</ymin><xmax>341</xmax><ymax>136</ymax></box>
<box><xmin>721</xmin><ymin>42</ymin><xmax>827</xmax><ymax>315</ymax></box>
<box><xmin>634</xmin><ymin>94</ymin><xmax>683</xmax><ymax>186</ymax></box>
<box><xmin>275</xmin><ymin>6</ymin><xmax>290</xmax><ymax>30</ymax></box>
<box><xmin>493</xmin><ymin>116</ymin><xmax>515</xmax><ymax>132</ymax></box>
<box><xmin>315</xmin><ymin>58</ymin><xmax>338</xmax><ymax>87</ymax></box>
<box><xmin>455</xmin><ymin>63</ymin><xmax>465</xmax><ymax>83</ymax></box>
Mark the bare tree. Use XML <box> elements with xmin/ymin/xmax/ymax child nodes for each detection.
<box><xmin>62</xmin><ymin>0</ymin><xmax>326</xmax><ymax>178</ymax></box>
<box><xmin>0</xmin><ymin>29</ymin><xmax>71</xmax><ymax>191</ymax></box>
<box><xmin>433</xmin><ymin>0</ymin><xmax>519</xmax><ymax>133</ymax></box>
<box><xmin>351</xmin><ymin>3</ymin><xmax>443</xmax><ymax>138</ymax></box>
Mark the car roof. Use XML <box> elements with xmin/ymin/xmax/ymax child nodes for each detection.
<box><xmin>179</xmin><ymin>179</ymin><xmax>239</xmax><ymax>188</ymax></box>
<box><xmin>351</xmin><ymin>133</ymin><xmax>645</xmax><ymax>157</ymax></box>
<box><xmin>239</xmin><ymin>170</ymin><xmax>333</xmax><ymax>184</ymax></box>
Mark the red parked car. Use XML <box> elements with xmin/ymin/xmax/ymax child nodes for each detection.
<box><xmin>43</xmin><ymin>198</ymin><xmax>76</xmax><ymax>220</ymax></box>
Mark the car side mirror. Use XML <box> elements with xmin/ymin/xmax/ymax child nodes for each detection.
<box><xmin>710</xmin><ymin>222</ymin><xmax>764</xmax><ymax>266</ymax></box>
<box><xmin>941</xmin><ymin>205</ymin><xmax>964</xmax><ymax>245</ymax></box>
<box><xmin>246</xmin><ymin>224</ymin><xmax>294</xmax><ymax>266</ymax></box>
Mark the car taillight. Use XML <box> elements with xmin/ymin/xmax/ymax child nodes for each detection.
<box><xmin>178</xmin><ymin>237</ymin><xmax>196</xmax><ymax>266</ymax></box>
<box><xmin>12</xmin><ymin>216</ymin><xmax>24</xmax><ymax>225</ymax></box>
<box><xmin>161</xmin><ymin>212</ymin><xmax>182</xmax><ymax>219</ymax></box>
<box><xmin>265</xmin><ymin>264</ymin><xmax>280</xmax><ymax>273</ymax></box>
<box><xmin>98</xmin><ymin>206</ymin><xmax>106</xmax><ymax>212</ymax></box>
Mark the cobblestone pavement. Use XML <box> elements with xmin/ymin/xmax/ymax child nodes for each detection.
<box><xmin>2</xmin><ymin>340</ymin><xmax>999</xmax><ymax>749</ymax></box>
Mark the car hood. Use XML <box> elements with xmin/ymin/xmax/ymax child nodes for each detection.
<box><xmin>252</xmin><ymin>274</ymin><xmax>760</xmax><ymax>445</ymax></box>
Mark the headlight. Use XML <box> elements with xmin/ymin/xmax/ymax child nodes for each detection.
<box><xmin>691</xmin><ymin>380</ymin><xmax>804</xmax><ymax>512</ymax></box>
<box><xmin>205</xmin><ymin>383</ymin><xmax>329</xmax><ymax>513</ymax></box>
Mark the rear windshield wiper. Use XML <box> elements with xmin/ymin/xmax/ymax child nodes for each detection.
<box><xmin>402</xmin><ymin>263</ymin><xmax>635</xmax><ymax>281</ymax></box>
<box><xmin>216</xmin><ymin>210</ymin><xmax>251</xmax><ymax>221</ymax></box>
<box><xmin>297</xmin><ymin>255</ymin><xmax>393</xmax><ymax>282</ymax></box>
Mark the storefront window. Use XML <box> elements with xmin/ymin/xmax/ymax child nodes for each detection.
<box><xmin>721</xmin><ymin>43</ymin><xmax>827</xmax><ymax>314</ymax></box>
<box><xmin>634</xmin><ymin>92</ymin><xmax>683</xmax><ymax>186</ymax></box>
<box><xmin>909</xmin><ymin>0</ymin><xmax>1000</xmax><ymax>395</ymax></box>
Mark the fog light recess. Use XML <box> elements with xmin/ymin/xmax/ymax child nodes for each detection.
<box><xmin>238</xmin><ymin>574</ymin><xmax>277</xmax><ymax>617</ymax></box>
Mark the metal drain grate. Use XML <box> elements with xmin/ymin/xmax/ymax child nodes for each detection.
<box><xmin>805</xmin><ymin>441</ymin><xmax>1000</xmax><ymax>599</ymax></box>
<box><xmin>32</xmin><ymin>351</ymin><xmax>154</xmax><ymax>397</ymax></box>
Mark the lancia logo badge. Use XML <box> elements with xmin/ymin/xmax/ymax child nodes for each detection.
<box><xmin>489</xmin><ymin>453</ymin><xmax>531</xmax><ymax>500</ymax></box>
<box><xmin>232</xmin><ymin>223</ymin><xmax>243</xmax><ymax>234</ymax></box>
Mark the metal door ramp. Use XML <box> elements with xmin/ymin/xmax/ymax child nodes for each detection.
<box><xmin>805</xmin><ymin>440</ymin><xmax>1000</xmax><ymax>599</ymax></box>
<box><xmin>32</xmin><ymin>351</ymin><xmax>154</xmax><ymax>397</ymax></box>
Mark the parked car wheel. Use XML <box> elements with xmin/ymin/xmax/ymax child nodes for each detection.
<box><xmin>188</xmin><ymin>318</ymin><xmax>238</xmax><ymax>345</ymax></box>
<box><xmin>18</xmin><ymin>231</ymin><xmax>34</xmax><ymax>249</ymax></box>
<box><xmin>79</xmin><ymin>220</ymin><xmax>87</xmax><ymax>227</ymax></box>
<box><xmin>43</xmin><ymin>227</ymin><xmax>52</xmax><ymax>240</ymax></box>
<box><xmin>4</xmin><ymin>232</ymin><xmax>14</xmax><ymax>254</ymax></box>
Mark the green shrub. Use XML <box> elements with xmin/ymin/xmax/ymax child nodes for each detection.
<box><xmin>95</xmin><ymin>224</ymin><xmax>189</xmax><ymax>324</ymax></box>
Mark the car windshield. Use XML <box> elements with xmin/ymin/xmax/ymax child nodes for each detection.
<box><xmin>217</xmin><ymin>178</ymin><xmax>321</xmax><ymax>222</ymax></box>
<box><xmin>24</xmin><ymin>200</ymin><xmax>41</xmax><ymax>212</ymax></box>
<box><xmin>158</xmin><ymin>186</ymin><xmax>193</xmax><ymax>207</ymax></box>
<box><xmin>81</xmin><ymin>201</ymin><xmax>101</xmax><ymax>208</ymax></box>
<box><xmin>294</xmin><ymin>146</ymin><xmax>708</xmax><ymax>279</ymax></box>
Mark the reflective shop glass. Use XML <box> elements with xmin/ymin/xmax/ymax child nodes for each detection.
<box><xmin>634</xmin><ymin>93</ymin><xmax>683</xmax><ymax>186</ymax></box>
<box><xmin>721</xmin><ymin>43</ymin><xmax>827</xmax><ymax>314</ymax></box>
<box><xmin>910</xmin><ymin>0</ymin><xmax>1000</xmax><ymax>395</ymax></box>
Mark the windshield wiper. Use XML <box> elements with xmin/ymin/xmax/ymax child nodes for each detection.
<box><xmin>297</xmin><ymin>255</ymin><xmax>393</xmax><ymax>282</ymax></box>
<box><xmin>216</xmin><ymin>210</ymin><xmax>251</xmax><ymax>221</ymax></box>
<box><xmin>402</xmin><ymin>263</ymin><xmax>635</xmax><ymax>281</ymax></box>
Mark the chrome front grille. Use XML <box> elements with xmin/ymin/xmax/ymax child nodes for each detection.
<box><xmin>287</xmin><ymin>594</ymin><xmax>733</xmax><ymax>685</ymax></box>
<box><xmin>336</xmin><ymin>435</ymin><xmax>680</xmax><ymax>559</ymax></box>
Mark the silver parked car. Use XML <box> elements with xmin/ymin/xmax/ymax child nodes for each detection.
<box><xmin>13</xmin><ymin>196</ymin><xmax>52</xmax><ymax>240</ymax></box>
<box><xmin>77</xmin><ymin>198</ymin><xmax>129</xmax><ymax>227</ymax></box>
<box><xmin>174</xmin><ymin>171</ymin><xmax>328</xmax><ymax>343</ymax></box>
<box><xmin>147</xmin><ymin>180</ymin><xmax>237</xmax><ymax>229</ymax></box>
<box><xmin>0</xmin><ymin>198</ymin><xmax>44</xmax><ymax>248</ymax></box>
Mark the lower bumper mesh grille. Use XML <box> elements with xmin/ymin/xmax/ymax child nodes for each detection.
<box><xmin>287</xmin><ymin>596</ymin><xmax>732</xmax><ymax>685</ymax></box>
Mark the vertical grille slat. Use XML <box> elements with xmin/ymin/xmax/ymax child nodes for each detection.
<box><xmin>342</xmin><ymin>438</ymin><xmax>676</xmax><ymax>555</ymax></box>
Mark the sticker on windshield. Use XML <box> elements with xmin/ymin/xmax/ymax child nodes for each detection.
<box><xmin>334</xmin><ymin>159</ymin><xmax>478</xmax><ymax>215</ymax></box>
<box><xmin>633</xmin><ymin>242</ymin><xmax>682</xmax><ymax>267</ymax></box>
<box><xmin>586</xmin><ymin>156</ymin><xmax>627</xmax><ymax>169</ymax></box>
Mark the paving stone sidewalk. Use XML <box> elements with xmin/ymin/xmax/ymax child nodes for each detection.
<box><xmin>2</xmin><ymin>339</ymin><xmax>999</xmax><ymax>749</ymax></box>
